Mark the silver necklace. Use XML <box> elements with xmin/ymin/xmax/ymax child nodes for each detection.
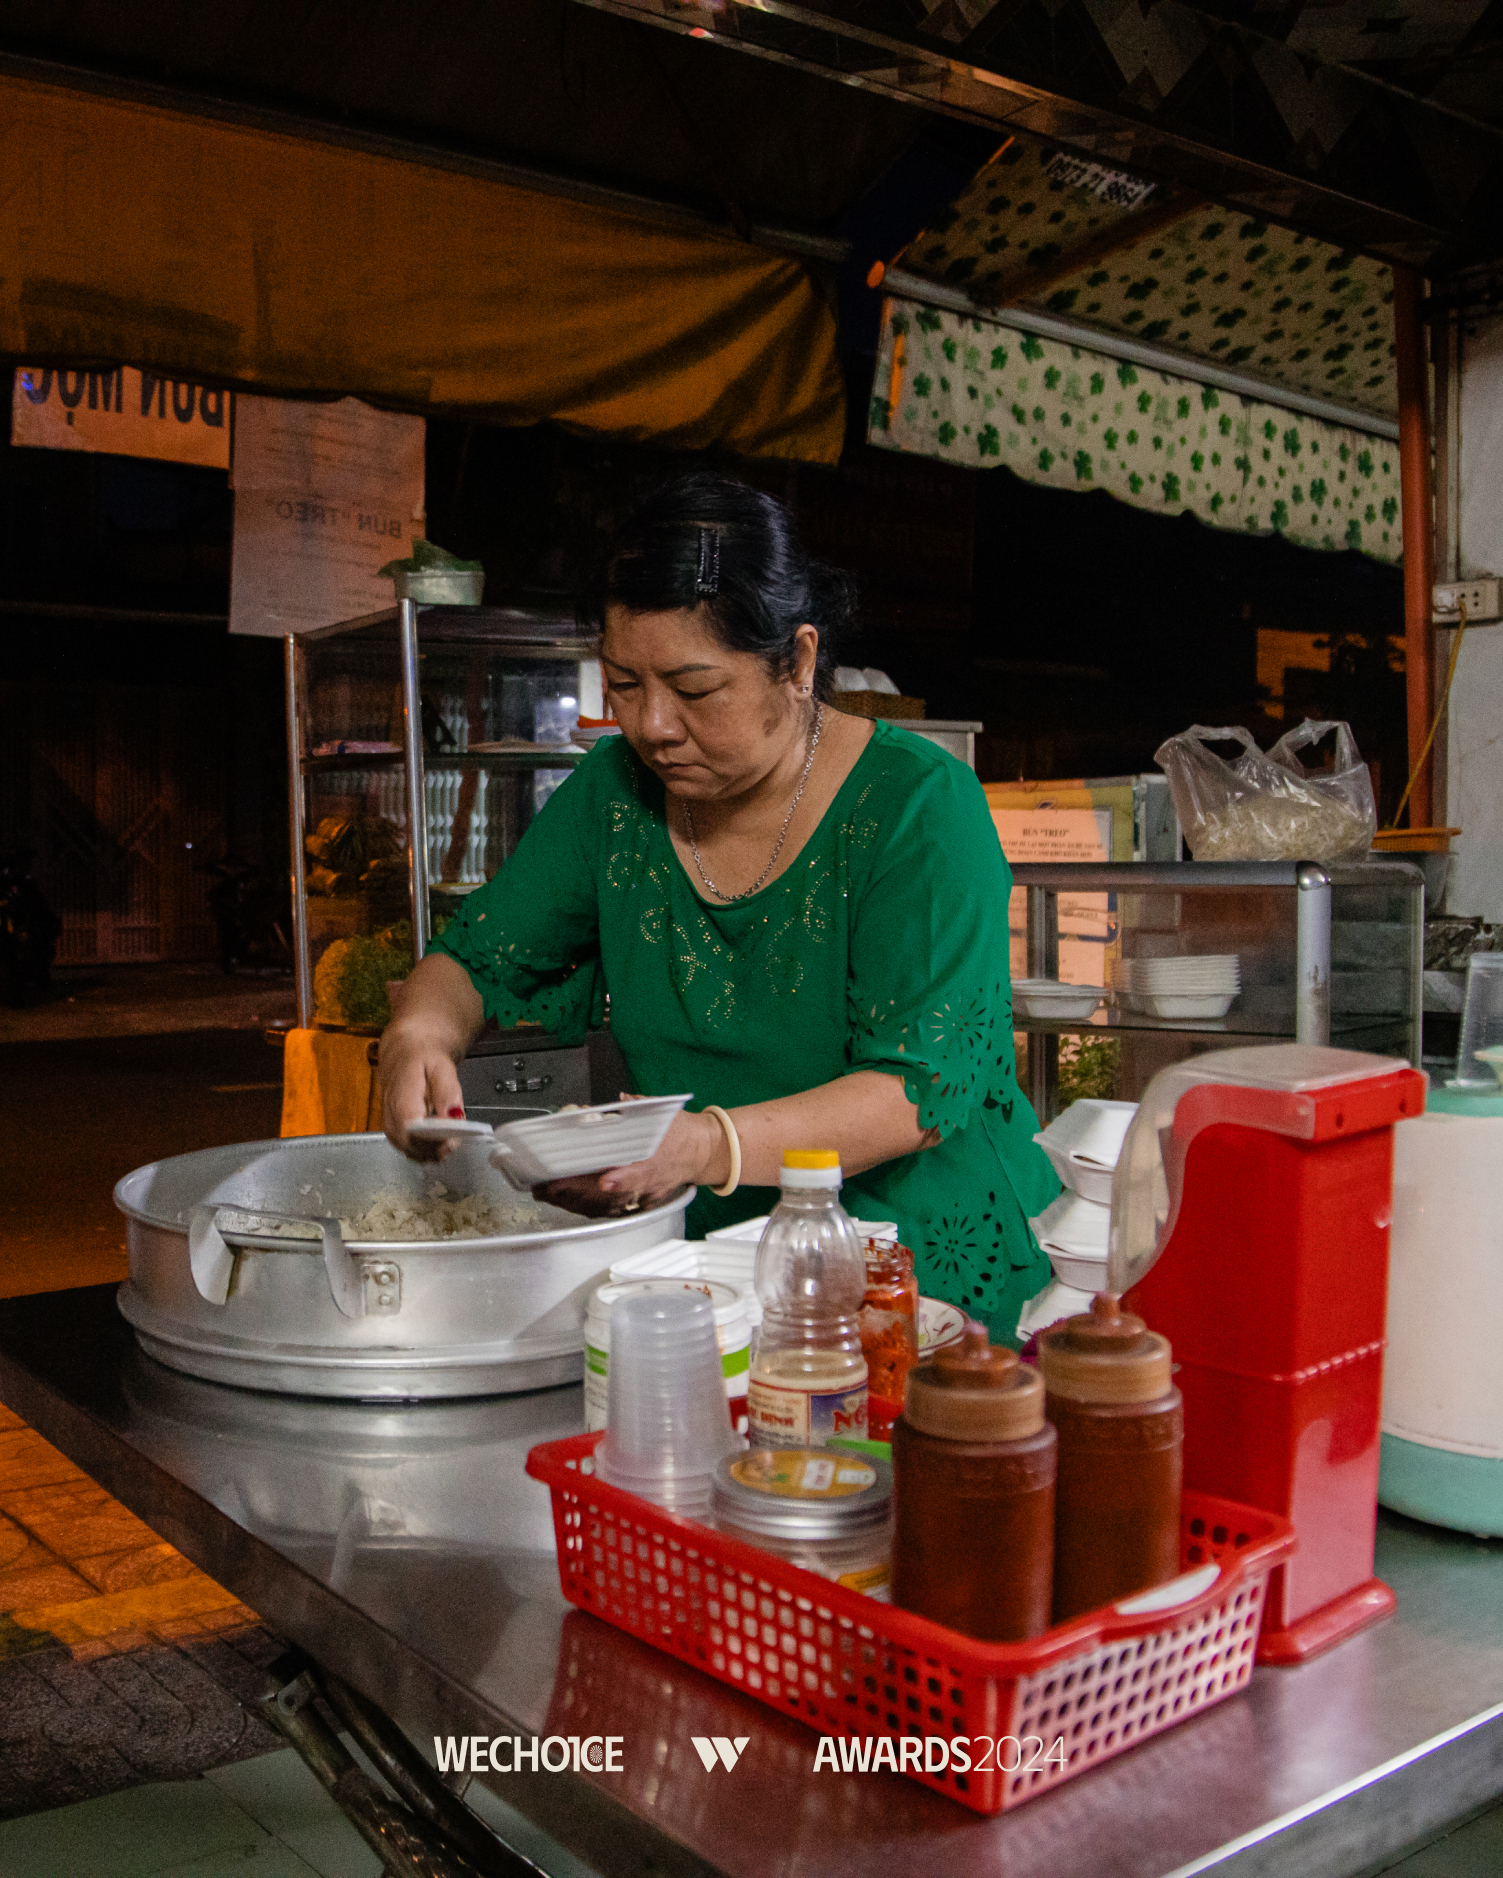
<box><xmin>683</xmin><ymin>702</ymin><xmax>824</xmax><ymax>903</ymax></box>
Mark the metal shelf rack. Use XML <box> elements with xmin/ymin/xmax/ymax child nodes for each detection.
<box><xmin>1014</xmin><ymin>859</ymin><xmax>1424</xmax><ymax>1120</ymax></box>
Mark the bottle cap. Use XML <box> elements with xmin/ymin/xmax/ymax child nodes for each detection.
<box><xmin>902</xmin><ymin>1321</ymin><xmax>1045</xmax><ymax>1441</ymax></box>
<box><xmin>1037</xmin><ymin>1293</ymin><xmax>1173</xmax><ymax>1405</ymax></box>
<box><xmin>780</xmin><ymin>1148</ymin><xmax>842</xmax><ymax>1188</ymax></box>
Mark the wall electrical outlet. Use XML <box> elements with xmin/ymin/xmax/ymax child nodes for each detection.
<box><xmin>1433</xmin><ymin>578</ymin><xmax>1502</xmax><ymax>624</ymax></box>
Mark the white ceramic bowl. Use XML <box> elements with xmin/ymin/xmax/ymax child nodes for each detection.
<box><xmin>1118</xmin><ymin>991</ymin><xmax>1238</xmax><ymax>1020</ymax></box>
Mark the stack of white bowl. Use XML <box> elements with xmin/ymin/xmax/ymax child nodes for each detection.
<box><xmin>1026</xmin><ymin>1100</ymin><xmax>1138</xmax><ymax>1305</ymax></box>
<box><xmin>1113</xmin><ymin>955</ymin><xmax>1240</xmax><ymax>1020</ymax></box>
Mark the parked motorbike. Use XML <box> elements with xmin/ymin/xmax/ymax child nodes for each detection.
<box><xmin>199</xmin><ymin>855</ymin><xmax>293</xmax><ymax>975</ymax></box>
<box><xmin>0</xmin><ymin>849</ymin><xmax>61</xmax><ymax>1006</ymax></box>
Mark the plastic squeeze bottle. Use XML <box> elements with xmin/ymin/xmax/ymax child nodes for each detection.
<box><xmin>748</xmin><ymin>1151</ymin><xmax>869</xmax><ymax>1448</ymax></box>
<box><xmin>890</xmin><ymin>1324</ymin><xmax>1056</xmax><ymax>1640</ymax></box>
<box><xmin>1038</xmin><ymin>1292</ymin><xmax>1183</xmax><ymax>1624</ymax></box>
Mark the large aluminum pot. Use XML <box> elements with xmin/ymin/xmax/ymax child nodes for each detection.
<box><xmin>115</xmin><ymin>1133</ymin><xmax>688</xmax><ymax>1399</ymax></box>
<box><xmin>121</xmin><ymin>1351</ymin><xmax>571</xmax><ymax>1562</ymax></box>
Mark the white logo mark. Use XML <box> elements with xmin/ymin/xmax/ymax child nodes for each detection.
<box><xmin>690</xmin><ymin>1735</ymin><xmax>751</xmax><ymax>1771</ymax></box>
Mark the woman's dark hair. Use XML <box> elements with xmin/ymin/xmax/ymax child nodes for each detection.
<box><xmin>580</xmin><ymin>471</ymin><xmax>855</xmax><ymax>701</ymax></box>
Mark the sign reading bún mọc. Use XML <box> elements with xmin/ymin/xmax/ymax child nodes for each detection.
<box><xmin>11</xmin><ymin>367</ymin><xmax>231</xmax><ymax>469</ymax></box>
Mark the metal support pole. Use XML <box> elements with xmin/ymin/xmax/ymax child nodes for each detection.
<box><xmin>1404</xmin><ymin>868</ymin><xmax>1425</xmax><ymax>1068</ymax></box>
<box><xmin>1295</xmin><ymin>864</ymin><xmax>1332</xmax><ymax>1048</ymax></box>
<box><xmin>399</xmin><ymin>600</ymin><xmax>430</xmax><ymax>958</ymax></box>
<box><xmin>260</xmin><ymin>1668</ymin><xmax>477</xmax><ymax>1878</ymax></box>
<box><xmin>1024</xmin><ymin>885</ymin><xmax>1061</xmax><ymax>1121</ymax></box>
<box><xmin>1393</xmin><ymin>268</ymin><xmax>1436</xmax><ymax>830</ymax></box>
<box><xmin>284</xmin><ymin>635</ymin><xmax>313</xmax><ymax>1028</ymax></box>
<box><xmin>319</xmin><ymin>1673</ymin><xmax>532</xmax><ymax>1878</ymax></box>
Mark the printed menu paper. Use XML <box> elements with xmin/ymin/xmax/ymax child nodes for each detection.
<box><xmin>229</xmin><ymin>396</ymin><xmax>425</xmax><ymax>636</ymax></box>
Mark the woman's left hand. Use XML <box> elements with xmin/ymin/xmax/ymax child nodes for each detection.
<box><xmin>535</xmin><ymin>1110</ymin><xmax>726</xmax><ymax>1216</ymax></box>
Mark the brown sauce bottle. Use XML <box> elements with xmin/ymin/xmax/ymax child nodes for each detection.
<box><xmin>1038</xmin><ymin>1293</ymin><xmax>1183</xmax><ymax>1625</ymax></box>
<box><xmin>891</xmin><ymin>1323</ymin><xmax>1056</xmax><ymax>1641</ymax></box>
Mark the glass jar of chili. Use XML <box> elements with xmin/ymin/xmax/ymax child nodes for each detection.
<box><xmin>861</xmin><ymin>1238</ymin><xmax>920</xmax><ymax>1405</ymax></box>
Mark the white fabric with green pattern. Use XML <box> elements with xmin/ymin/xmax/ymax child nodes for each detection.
<box><xmin>869</xmin><ymin>297</ymin><xmax>1402</xmax><ymax>563</ymax></box>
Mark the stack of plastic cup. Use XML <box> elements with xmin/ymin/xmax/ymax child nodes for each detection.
<box><xmin>1453</xmin><ymin>953</ymin><xmax>1503</xmax><ymax>1087</ymax></box>
<box><xmin>597</xmin><ymin>1291</ymin><xmax>738</xmax><ymax>1520</ymax></box>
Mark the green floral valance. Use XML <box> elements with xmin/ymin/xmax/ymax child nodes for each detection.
<box><xmin>868</xmin><ymin>297</ymin><xmax>1402</xmax><ymax>563</ymax></box>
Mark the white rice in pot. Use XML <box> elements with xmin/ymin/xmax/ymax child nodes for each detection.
<box><xmin>340</xmin><ymin>1189</ymin><xmax>555</xmax><ymax>1241</ymax></box>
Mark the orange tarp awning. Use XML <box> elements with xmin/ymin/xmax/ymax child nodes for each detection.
<box><xmin>2</xmin><ymin>73</ymin><xmax>843</xmax><ymax>462</ymax></box>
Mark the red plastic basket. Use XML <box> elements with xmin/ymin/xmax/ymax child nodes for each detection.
<box><xmin>525</xmin><ymin>1433</ymin><xmax>1296</xmax><ymax>1814</ymax></box>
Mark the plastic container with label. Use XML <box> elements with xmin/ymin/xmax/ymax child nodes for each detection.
<box><xmin>584</xmin><ymin>1279</ymin><xmax>751</xmax><ymax>1435</ymax></box>
<box><xmin>748</xmin><ymin>1151</ymin><xmax>868</xmax><ymax>1448</ymax></box>
<box><xmin>712</xmin><ymin>1447</ymin><xmax>891</xmax><ymax>1596</ymax></box>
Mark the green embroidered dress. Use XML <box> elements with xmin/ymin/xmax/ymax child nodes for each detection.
<box><xmin>430</xmin><ymin>721</ymin><xmax>1058</xmax><ymax>1340</ymax></box>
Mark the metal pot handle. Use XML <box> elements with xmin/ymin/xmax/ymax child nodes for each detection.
<box><xmin>188</xmin><ymin>1206</ymin><xmax>236</xmax><ymax>1305</ymax></box>
<box><xmin>318</xmin><ymin>1219</ymin><xmax>366</xmax><ymax>1320</ymax></box>
<box><xmin>193</xmin><ymin>1207</ymin><xmax>381</xmax><ymax>1321</ymax></box>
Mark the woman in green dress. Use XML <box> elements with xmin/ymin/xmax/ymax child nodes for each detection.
<box><xmin>381</xmin><ymin>473</ymin><xmax>1059</xmax><ymax>1342</ymax></box>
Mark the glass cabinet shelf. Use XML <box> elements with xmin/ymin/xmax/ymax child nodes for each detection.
<box><xmin>285</xmin><ymin>600</ymin><xmax>599</xmax><ymax>1029</ymax></box>
<box><xmin>1011</xmin><ymin>859</ymin><xmax>1424</xmax><ymax>1119</ymax></box>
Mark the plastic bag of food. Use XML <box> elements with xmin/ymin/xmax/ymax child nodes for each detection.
<box><xmin>1154</xmin><ymin>720</ymin><xmax>1377</xmax><ymax>863</ymax></box>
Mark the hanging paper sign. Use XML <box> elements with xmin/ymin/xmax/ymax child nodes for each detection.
<box><xmin>1039</xmin><ymin>151</ymin><xmax>1156</xmax><ymax>211</ymax></box>
<box><xmin>10</xmin><ymin>367</ymin><xmax>230</xmax><ymax>469</ymax></box>
<box><xmin>993</xmin><ymin>807</ymin><xmax>1115</xmax><ymax>989</ymax></box>
<box><xmin>228</xmin><ymin>395</ymin><xmax>426</xmax><ymax>636</ymax></box>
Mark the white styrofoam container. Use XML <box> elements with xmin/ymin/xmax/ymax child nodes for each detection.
<box><xmin>1033</xmin><ymin>1099</ymin><xmax>1137</xmax><ymax>1204</ymax></box>
<box><xmin>1032</xmin><ymin>1189</ymin><xmax>1110</xmax><ymax>1256</ymax></box>
<box><xmin>489</xmin><ymin>1094</ymin><xmax>692</xmax><ymax>1190</ymax></box>
<box><xmin>704</xmin><ymin>1215</ymin><xmax>898</xmax><ymax>1246</ymax></box>
<box><xmin>1013</xmin><ymin>980</ymin><xmax>1106</xmax><ymax>1021</ymax></box>
<box><xmin>608</xmin><ymin>1237</ymin><xmax>965</xmax><ymax>1351</ymax></box>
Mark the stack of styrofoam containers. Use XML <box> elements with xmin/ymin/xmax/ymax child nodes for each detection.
<box><xmin>608</xmin><ymin>1217</ymin><xmax>899</xmax><ymax>1329</ymax></box>
<box><xmin>1021</xmin><ymin>1101</ymin><xmax>1137</xmax><ymax>1335</ymax></box>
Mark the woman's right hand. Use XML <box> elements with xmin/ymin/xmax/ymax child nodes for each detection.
<box><xmin>380</xmin><ymin>1025</ymin><xmax>467</xmax><ymax>1159</ymax></box>
<box><xmin>377</xmin><ymin>952</ymin><xmax>485</xmax><ymax>1158</ymax></box>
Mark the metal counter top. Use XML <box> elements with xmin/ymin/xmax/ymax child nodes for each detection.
<box><xmin>1</xmin><ymin>1286</ymin><xmax>1499</xmax><ymax>1878</ymax></box>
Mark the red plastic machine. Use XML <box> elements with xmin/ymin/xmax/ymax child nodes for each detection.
<box><xmin>1109</xmin><ymin>1044</ymin><xmax>1425</xmax><ymax>1663</ymax></box>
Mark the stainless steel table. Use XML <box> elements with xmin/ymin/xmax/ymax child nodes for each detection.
<box><xmin>2</xmin><ymin>1286</ymin><xmax>1500</xmax><ymax>1878</ymax></box>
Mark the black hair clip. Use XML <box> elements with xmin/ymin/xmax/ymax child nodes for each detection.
<box><xmin>695</xmin><ymin>527</ymin><xmax>721</xmax><ymax>598</ymax></box>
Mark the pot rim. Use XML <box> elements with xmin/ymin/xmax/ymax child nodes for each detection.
<box><xmin>114</xmin><ymin>1134</ymin><xmax>693</xmax><ymax>1255</ymax></box>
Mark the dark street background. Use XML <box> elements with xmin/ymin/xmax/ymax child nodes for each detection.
<box><xmin>0</xmin><ymin>1022</ymin><xmax>285</xmax><ymax>1300</ymax></box>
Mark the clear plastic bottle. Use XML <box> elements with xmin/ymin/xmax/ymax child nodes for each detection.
<box><xmin>748</xmin><ymin>1150</ymin><xmax>869</xmax><ymax>1448</ymax></box>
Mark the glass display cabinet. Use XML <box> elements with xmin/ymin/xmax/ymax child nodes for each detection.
<box><xmin>284</xmin><ymin>599</ymin><xmax>598</xmax><ymax>1038</ymax></box>
<box><xmin>1014</xmin><ymin>859</ymin><xmax>1425</xmax><ymax>1120</ymax></box>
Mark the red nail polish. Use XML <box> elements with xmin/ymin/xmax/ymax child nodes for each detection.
<box><xmin>448</xmin><ymin>1106</ymin><xmax>465</xmax><ymax>1119</ymax></box>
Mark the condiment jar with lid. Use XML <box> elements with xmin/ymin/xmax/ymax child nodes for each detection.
<box><xmin>1038</xmin><ymin>1292</ymin><xmax>1183</xmax><ymax>1624</ymax></box>
<box><xmin>860</xmin><ymin>1239</ymin><xmax>920</xmax><ymax>1405</ymax></box>
<box><xmin>712</xmin><ymin>1448</ymin><xmax>892</xmax><ymax>1597</ymax></box>
<box><xmin>890</xmin><ymin>1322</ymin><xmax>1056</xmax><ymax>1640</ymax></box>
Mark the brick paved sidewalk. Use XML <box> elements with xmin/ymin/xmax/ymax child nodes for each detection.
<box><xmin>0</xmin><ymin>1403</ymin><xmax>283</xmax><ymax>1819</ymax></box>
